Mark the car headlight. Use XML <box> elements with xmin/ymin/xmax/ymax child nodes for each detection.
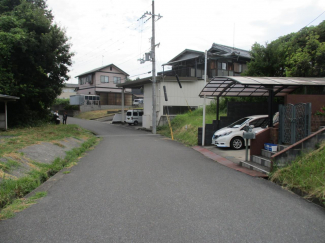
<box><xmin>219</xmin><ymin>131</ymin><xmax>232</xmax><ymax>137</ymax></box>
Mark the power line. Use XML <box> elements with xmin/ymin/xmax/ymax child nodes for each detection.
<box><xmin>303</xmin><ymin>10</ymin><xmax>325</xmax><ymax>29</ymax></box>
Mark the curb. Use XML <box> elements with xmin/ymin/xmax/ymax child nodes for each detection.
<box><xmin>192</xmin><ymin>146</ymin><xmax>268</xmax><ymax>178</ymax></box>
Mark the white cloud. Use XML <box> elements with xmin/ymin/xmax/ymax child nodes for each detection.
<box><xmin>46</xmin><ymin>0</ymin><xmax>325</xmax><ymax>83</ymax></box>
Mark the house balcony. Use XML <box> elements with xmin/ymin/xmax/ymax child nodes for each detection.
<box><xmin>160</xmin><ymin>68</ymin><xmax>236</xmax><ymax>78</ymax></box>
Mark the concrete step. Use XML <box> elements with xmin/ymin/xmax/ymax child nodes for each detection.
<box><xmin>239</xmin><ymin>160</ymin><xmax>270</xmax><ymax>175</ymax></box>
<box><xmin>252</xmin><ymin>155</ymin><xmax>272</xmax><ymax>168</ymax></box>
<box><xmin>278</xmin><ymin>144</ymin><xmax>289</xmax><ymax>152</ymax></box>
<box><xmin>261</xmin><ymin>149</ymin><xmax>277</xmax><ymax>158</ymax></box>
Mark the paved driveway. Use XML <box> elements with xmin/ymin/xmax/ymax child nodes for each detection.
<box><xmin>0</xmin><ymin>117</ymin><xmax>324</xmax><ymax>243</ymax></box>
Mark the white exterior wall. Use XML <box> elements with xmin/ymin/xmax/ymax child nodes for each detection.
<box><xmin>142</xmin><ymin>80</ymin><xmax>211</xmax><ymax>129</ymax></box>
<box><xmin>143</xmin><ymin>83</ymin><xmax>154</xmax><ymax>129</ymax></box>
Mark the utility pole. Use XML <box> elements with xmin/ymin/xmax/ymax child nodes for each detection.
<box><xmin>137</xmin><ymin>0</ymin><xmax>162</xmax><ymax>134</ymax></box>
<box><xmin>151</xmin><ymin>0</ymin><xmax>157</xmax><ymax>134</ymax></box>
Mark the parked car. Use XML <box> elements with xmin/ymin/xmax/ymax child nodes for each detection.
<box><xmin>126</xmin><ymin>109</ymin><xmax>143</xmax><ymax>125</ymax></box>
<box><xmin>212</xmin><ymin>115</ymin><xmax>269</xmax><ymax>150</ymax></box>
<box><xmin>133</xmin><ymin>99</ymin><xmax>143</xmax><ymax>106</ymax></box>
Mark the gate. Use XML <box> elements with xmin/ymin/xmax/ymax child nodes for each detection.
<box><xmin>279</xmin><ymin>103</ymin><xmax>311</xmax><ymax>145</ymax></box>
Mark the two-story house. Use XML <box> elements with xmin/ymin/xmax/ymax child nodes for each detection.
<box><xmin>75</xmin><ymin>64</ymin><xmax>132</xmax><ymax>106</ymax></box>
<box><xmin>160</xmin><ymin>43</ymin><xmax>251</xmax><ymax>78</ymax></box>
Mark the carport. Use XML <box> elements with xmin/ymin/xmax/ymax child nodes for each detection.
<box><xmin>199</xmin><ymin>77</ymin><xmax>325</xmax><ymax>130</ymax></box>
<box><xmin>0</xmin><ymin>94</ymin><xmax>20</xmax><ymax>130</ymax></box>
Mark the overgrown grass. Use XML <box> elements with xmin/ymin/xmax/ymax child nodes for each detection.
<box><xmin>157</xmin><ymin>104</ymin><xmax>225</xmax><ymax>146</ymax></box>
<box><xmin>76</xmin><ymin>109</ymin><xmax>121</xmax><ymax>120</ymax></box>
<box><xmin>0</xmin><ymin>123</ymin><xmax>99</xmax><ymax>213</ymax></box>
<box><xmin>0</xmin><ymin>136</ymin><xmax>99</xmax><ymax>210</ymax></box>
<box><xmin>0</xmin><ymin>124</ymin><xmax>93</xmax><ymax>157</ymax></box>
<box><xmin>0</xmin><ymin>192</ymin><xmax>47</xmax><ymax>220</ymax></box>
<box><xmin>270</xmin><ymin>142</ymin><xmax>325</xmax><ymax>206</ymax></box>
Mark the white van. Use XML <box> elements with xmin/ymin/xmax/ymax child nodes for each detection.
<box><xmin>126</xmin><ymin>109</ymin><xmax>143</xmax><ymax>125</ymax></box>
<box><xmin>133</xmin><ymin>99</ymin><xmax>143</xmax><ymax>106</ymax></box>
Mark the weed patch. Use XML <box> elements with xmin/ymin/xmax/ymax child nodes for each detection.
<box><xmin>0</xmin><ymin>124</ymin><xmax>99</xmax><ymax>212</ymax></box>
<box><xmin>270</xmin><ymin>142</ymin><xmax>325</xmax><ymax>206</ymax></box>
<box><xmin>0</xmin><ymin>192</ymin><xmax>47</xmax><ymax>220</ymax></box>
<box><xmin>157</xmin><ymin>106</ymin><xmax>225</xmax><ymax>146</ymax></box>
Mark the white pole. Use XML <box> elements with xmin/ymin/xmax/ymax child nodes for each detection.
<box><xmin>121</xmin><ymin>88</ymin><xmax>125</xmax><ymax>123</ymax></box>
<box><xmin>5</xmin><ymin>101</ymin><xmax>7</xmax><ymax>130</ymax></box>
<box><xmin>202</xmin><ymin>50</ymin><xmax>207</xmax><ymax>146</ymax></box>
<box><xmin>151</xmin><ymin>0</ymin><xmax>157</xmax><ymax>134</ymax></box>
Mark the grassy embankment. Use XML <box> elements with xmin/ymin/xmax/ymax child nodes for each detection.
<box><xmin>76</xmin><ymin>108</ymin><xmax>144</xmax><ymax>120</ymax></box>
<box><xmin>0</xmin><ymin>124</ymin><xmax>99</xmax><ymax>219</ymax></box>
<box><xmin>157</xmin><ymin>105</ymin><xmax>225</xmax><ymax>146</ymax></box>
<box><xmin>270</xmin><ymin>143</ymin><xmax>325</xmax><ymax>206</ymax></box>
<box><xmin>76</xmin><ymin>109</ymin><xmax>121</xmax><ymax>120</ymax></box>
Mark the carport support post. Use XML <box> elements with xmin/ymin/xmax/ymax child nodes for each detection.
<box><xmin>268</xmin><ymin>89</ymin><xmax>274</xmax><ymax>128</ymax></box>
<box><xmin>121</xmin><ymin>88</ymin><xmax>125</xmax><ymax>123</ymax></box>
<box><xmin>245</xmin><ymin>138</ymin><xmax>249</xmax><ymax>161</ymax></box>
<box><xmin>202</xmin><ymin>50</ymin><xmax>207</xmax><ymax>146</ymax></box>
<box><xmin>216</xmin><ymin>96</ymin><xmax>220</xmax><ymax>130</ymax></box>
<box><xmin>5</xmin><ymin>101</ymin><xmax>7</xmax><ymax>130</ymax></box>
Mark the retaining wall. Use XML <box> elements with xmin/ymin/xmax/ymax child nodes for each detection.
<box><xmin>272</xmin><ymin>127</ymin><xmax>325</xmax><ymax>166</ymax></box>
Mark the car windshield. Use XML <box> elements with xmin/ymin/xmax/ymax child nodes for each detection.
<box><xmin>227</xmin><ymin>117</ymin><xmax>251</xmax><ymax>128</ymax></box>
<box><xmin>126</xmin><ymin>112</ymin><xmax>132</xmax><ymax>116</ymax></box>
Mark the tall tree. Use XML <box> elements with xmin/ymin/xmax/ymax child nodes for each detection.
<box><xmin>0</xmin><ymin>0</ymin><xmax>73</xmax><ymax>126</ymax></box>
<box><xmin>243</xmin><ymin>20</ymin><xmax>325</xmax><ymax>78</ymax></box>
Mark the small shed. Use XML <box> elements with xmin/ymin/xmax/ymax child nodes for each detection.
<box><xmin>0</xmin><ymin>94</ymin><xmax>20</xmax><ymax>130</ymax></box>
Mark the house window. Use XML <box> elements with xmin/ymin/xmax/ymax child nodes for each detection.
<box><xmin>239</xmin><ymin>64</ymin><xmax>242</xmax><ymax>72</ymax></box>
<box><xmin>110</xmin><ymin>66</ymin><xmax>112</xmax><ymax>71</ymax></box>
<box><xmin>222</xmin><ymin>63</ymin><xmax>227</xmax><ymax>70</ymax></box>
<box><xmin>79</xmin><ymin>74</ymin><xmax>92</xmax><ymax>85</ymax></box>
<box><xmin>100</xmin><ymin>76</ymin><xmax>109</xmax><ymax>83</ymax></box>
<box><xmin>113</xmin><ymin>77</ymin><xmax>121</xmax><ymax>84</ymax></box>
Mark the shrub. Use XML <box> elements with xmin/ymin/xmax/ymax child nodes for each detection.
<box><xmin>64</xmin><ymin>105</ymin><xmax>79</xmax><ymax>111</ymax></box>
<box><xmin>52</xmin><ymin>98</ymin><xmax>70</xmax><ymax>106</ymax></box>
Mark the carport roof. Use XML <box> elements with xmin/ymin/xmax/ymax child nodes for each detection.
<box><xmin>0</xmin><ymin>94</ymin><xmax>20</xmax><ymax>102</ymax></box>
<box><xmin>199</xmin><ymin>77</ymin><xmax>325</xmax><ymax>98</ymax></box>
<box><xmin>117</xmin><ymin>76</ymin><xmax>198</xmax><ymax>89</ymax></box>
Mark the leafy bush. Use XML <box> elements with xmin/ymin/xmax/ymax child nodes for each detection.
<box><xmin>64</xmin><ymin>105</ymin><xmax>79</xmax><ymax>111</ymax></box>
<box><xmin>315</xmin><ymin>106</ymin><xmax>325</xmax><ymax>116</ymax></box>
<box><xmin>53</xmin><ymin>98</ymin><xmax>70</xmax><ymax>106</ymax></box>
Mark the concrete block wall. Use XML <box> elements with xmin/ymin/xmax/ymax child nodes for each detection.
<box><xmin>214</xmin><ymin>102</ymin><xmax>280</xmax><ymax>130</ymax></box>
<box><xmin>0</xmin><ymin>113</ymin><xmax>5</xmax><ymax>130</ymax></box>
<box><xmin>198</xmin><ymin>124</ymin><xmax>215</xmax><ymax>146</ymax></box>
<box><xmin>80</xmin><ymin>105</ymin><xmax>132</xmax><ymax>112</ymax></box>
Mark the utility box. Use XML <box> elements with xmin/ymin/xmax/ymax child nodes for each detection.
<box><xmin>70</xmin><ymin>95</ymin><xmax>85</xmax><ymax>105</ymax></box>
<box><xmin>243</xmin><ymin>131</ymin><xmax>256</xmax><ymax>139</ymax></box>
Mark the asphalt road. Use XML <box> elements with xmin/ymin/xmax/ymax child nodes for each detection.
<box><xmin>1</xmin><ymin>117</ymin><xmax>325</xmax><ymax>243</ymax></box>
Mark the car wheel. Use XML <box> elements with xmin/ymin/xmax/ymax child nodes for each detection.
<box><xmin>230</xmin><ymin>137</ymin><xmax>244</xmax><ymax>150</ymax></box>
<box><xmin>134</xmin><ymin>121</ymin><xmax>138</xmax><ymax>125</ymax></box>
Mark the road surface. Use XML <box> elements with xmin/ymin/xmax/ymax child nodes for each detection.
<box><xmin>1</xmin><ymin>117</ymin><xmax>324</xmax><ymax>242</ymax></box>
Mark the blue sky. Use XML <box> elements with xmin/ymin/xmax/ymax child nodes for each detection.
<box><xmin>46</xmin><ymin>0</ymin><xmax>325</xmax><ymax>83</ymax></box>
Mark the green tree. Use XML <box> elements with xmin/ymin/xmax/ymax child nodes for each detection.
<box><xmin>243</xmin><ymin>20</ymin><xmax>325</xmax><ymax>78</ymax></box>
<box><xmin>0</xmin><ymin>0</ymin><xmax>73</xmax><ymax>126</ymax></box>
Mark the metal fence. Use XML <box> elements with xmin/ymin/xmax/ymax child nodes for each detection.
<box><xmin>279</xmin><ymin>103</ymin><xmax>311</xmax><ymax>145</ymax></box>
